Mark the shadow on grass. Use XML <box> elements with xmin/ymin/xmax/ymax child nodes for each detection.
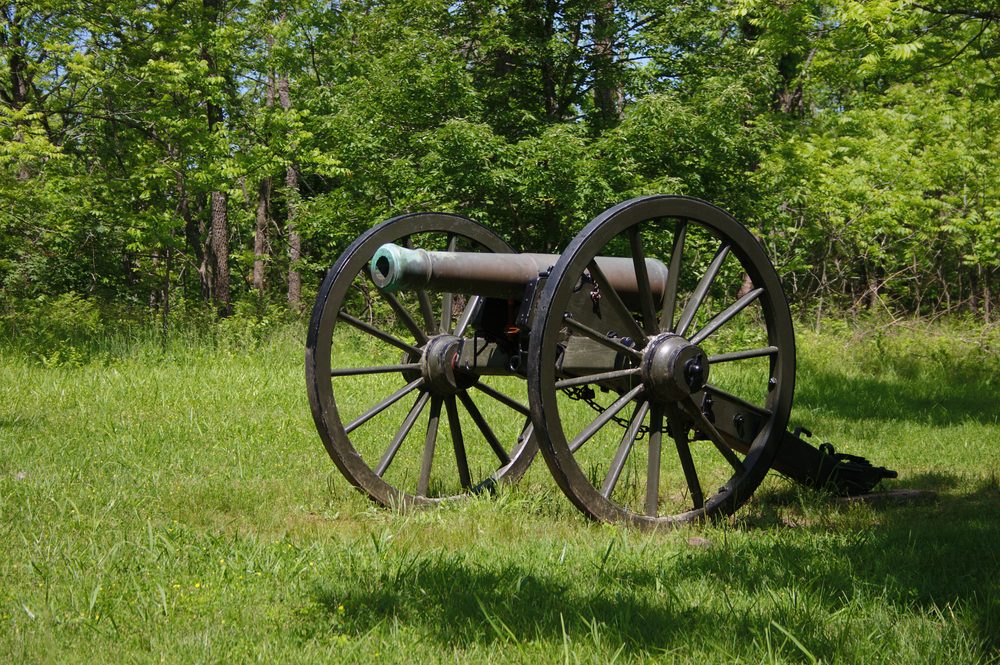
<box><xmin>891</xmin><ymin>471</ymin><xmax>962</xmax><ymax>492</ymax></box>
<box><xmin>795</xmin><ymin>363</ymin><xmax>1000</xmax><ymax>425</ymax></box>
<box><xmin>311</xmin><ymin>550</ymin><xmax>748</xmax><ymax>654</ymax></box>
<box><xmin>305</xmin><ymin>474</ymin><xmax>999</xmax><ymax>659</ymax></box>
<box><xmin>730</xmin><ymin>474</ymin><xmax>999</xmax><ymax>649</ymax></box>
<box><xmin>0</xmin><ymin>415</ymin><xmax>43</xmax><ymax>430</ymax></box>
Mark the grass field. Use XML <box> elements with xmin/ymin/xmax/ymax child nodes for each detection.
<box><xmin>1</xmin><ymin>322</ymin><xmax>998</xmax><ymax>663</ymax></box>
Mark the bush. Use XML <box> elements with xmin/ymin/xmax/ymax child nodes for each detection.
<box><xmin>0</xmin><ymin>292</ymin><xmax>106</xmax><ymax>366</ymax></box>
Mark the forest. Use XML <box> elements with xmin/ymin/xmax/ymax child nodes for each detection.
<box><xmin>1</xmin><ymin>0</ymin><xmax>997</xmax><ymax>330</ymax></box>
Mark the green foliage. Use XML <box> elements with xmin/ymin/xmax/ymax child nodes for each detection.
<box><xmin>754</xmin><ymin>71</ymin><xmax>998</xmax><ymax>313</ymax></box>
<box><xmin>0</xmin><ymin>292</ymin><xmax>104</xmax><ymax>366</ymax></box>
<box><xmin>1</xmin><ymin>0</ymin><xmax>996</xmax><ymax>321</ymax></box>
<box><xmin>215</xmin><ymin>300</ymin><xmax>300</xmax><ymax>350</ymax></box>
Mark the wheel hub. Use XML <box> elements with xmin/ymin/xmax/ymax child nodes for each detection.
<box><xmin>421</xmin><ymin>335</ymin><xmax>474</xmax><ymax>396</ymax></box>
<box><xmin>640</xmin><ymin>333</ymin><xmax>709</xmax><ymax>403</ymax></box>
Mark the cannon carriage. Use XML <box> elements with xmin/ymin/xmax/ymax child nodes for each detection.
<box><xmin>306</xmin><ymin>195</ymin><xmax>895</xmax><ymax>527</ymax></box>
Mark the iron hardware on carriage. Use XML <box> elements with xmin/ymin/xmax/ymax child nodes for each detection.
<box><xmin>306</xmin><ymin>196</ymin><xmax>895</xmax><ymax>527</ymax></box>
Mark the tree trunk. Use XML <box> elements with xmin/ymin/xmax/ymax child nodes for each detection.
<box><xmin>285</xmin><ymin>166</ymin><xmax>301</xmax><ymax>309</ymax></box>
<box><xmin>591</xmin><ymin>1</ymin><xmax>623</xmax><ymax>129</ymax></box>
<box><xmin>737</xmin><ymin>272</ymin><xmax>755</xmax><ymax>299</ymax></box>
<box><xmin>867</xmin><ymin>276</ymin><xmax>879</xmax><ymax>311</ymax></box>
<box><xmin>775</xmin><ymin>51</ymin><xmax>809</xmax><ymax>115</ymax></box>
<box><xmin>162</xmin><ymin>247</ymin><xmax>171</xmax><ymax>343</ymax></box>
<box><xmin>985</xmin><ymin>275</ymin><xmax>992</xmax><ymax>325</ymax></box>
<box><xmin>278</xmin><ymin>71</ymin><xmax>302</xmax><ymax>310</ymax></box>
<box><xmin>5</xmin><ymin>7</ymin><xmax>33</xmax><ymax>181</ymax></box>
<box><xmin>541</xmin><ymin>2</ymin><xmax>558</xmax><ymax>120</ymax></box>
<box><xmin>209</xmin><ymin>190</ymin><xmax>231</xmax><ymax>315</ymax></box>
<box><xmin>173</xmin><ymin>155</ymin><xmax>209</xmax><ymax>299</ymax></box>
<box><xmin>253</xmin><ymin>177</ymin><xmax>271</xmax><ymax>295</ymax></box>
<box><xmin>202</xmin><ymin>0</ymin><xmax>230</xmax><ymax>315</ymax></box>
<box><xmin>253</xmin><ymin>31</ymin><xmax>277</xmax><ymax>300</ymax></box>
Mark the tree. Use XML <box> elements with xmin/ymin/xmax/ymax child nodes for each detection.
<box><xmin>1</xmin><ymin>0</ymin><xmax>995</xmax><ymax>325</ymax></box>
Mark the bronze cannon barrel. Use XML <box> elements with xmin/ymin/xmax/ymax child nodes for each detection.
<box><xmin>369</xmin><ymin>243</ymin><xmax>670</xmax><ymax>300</ymax></box>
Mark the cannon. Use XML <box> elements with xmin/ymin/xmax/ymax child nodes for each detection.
<box><xmin>306</xmin><ymin>195</ymin><xmax>895</xmax><ymax>527</ymax></box>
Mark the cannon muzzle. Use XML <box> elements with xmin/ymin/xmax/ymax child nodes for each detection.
<box><xmin>370</xmin><ymin>242</ymin><xmax>669</xmax><ymax>300</ymax></box>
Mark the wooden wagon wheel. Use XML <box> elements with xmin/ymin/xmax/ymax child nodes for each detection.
<box><xmin>527</xmin><ymin>196</ymin><xmax>796</xmax><ymax>527</ymax></box>
<box><xmin>306</xmin><ymin>213</ymin><xmax>537</xmax><ymax>506</ymax></box>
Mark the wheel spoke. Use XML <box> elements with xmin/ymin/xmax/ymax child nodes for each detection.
<box><xmin>586</xmin><ymin>259</ymin><xmax>645</xmax><ymax>342</ymax></box>
<box><xmin>555</xmin><ymin>367</ymin><xmax>640</xmax><ymax>390</ymax></box>
<box><xmin>707</xmin><ymin>346</ymin><xmax>778</xmax><ymax>364</ymax></box>
<box><xmin>676</xmin><ymin>242</ymin><xmax>731</xmax><ymax>338</ymax></box>
<box><xmin>331</xmin><ymin>363</ymin><xmax>420</xmax><ymax>377</ymax></box>
<box><xmin>416</xmin><ymin>289</ymin><xmax>436</xmax><ymax>333</ymax></box>
<box><xmin>458</xmin><ymin>391</ymin><xmax>511</xmax><ymax>466</ymax></box>
<box><xmin>417</xmin><ymin>397</ymin><xmax>443</xmax><ymax>496</ymax></box>
<box><xmin>665</xmin><ymin>403</ymin><xmax>703</xmax><ymax>509</ymax></box>
<box><xmin>627</xmin><ymin>226</ymin><xmax>658</xmax><ymax>336</ymax></box>
<box><xmin>375</xmin><ymin>392</ymin><xmax>430</xmax><ymax>477</ymax></box>
<box><xmin>471</xmin><ymin>381</ymin><xmax>530</xmax><ymax>417</ymax></box>
<box><xmin>445</xmin><ymin>396</ymin><xmax>472</xmax><ymax>489</ymax></box>
<box><xmin>660</xmin><ymin>220</ymin><xmax>687</xmax><ymax>332</ymax></box>
<box><xmin>439</xmin><ymin>234</ymin><xmax>458</xmax><ymax>333</ymax></box>
<box><xmin>337</xmin><ymin>310</ymin><xmax>423</xmax><ymax>356</ymax></box>
<box><xmin>569</xmin><ymin>384</ymin><xmax>645</xmax><ymax>453</ymax></box>
<box><xmin>402</xmin><ymin>236</ymin><xmax>437</xmax><ymax>331</ymax></box>
<box><xmin>563</xmin><ymin>314</ymin><xmax>642</xmax><ymax>361</ymax></box>
<box><xmin>645</xmin><ymin>405</ymin><xmax>664</xmax><ymax>516</ymax></box>
<box><xmin>689</xmin><ymin>288</ymin><xmax>764</xmax><ymax>345</ymax></box>
<box><xmin>377</xmin><ymin>290</ymin><xmax>428</xmax><ymax>345</ymax></box>
<box><xmin>454</xmin><ymin>295</ymin><xmax>481</xmax><ymax>337</ymax></box>
<box><xmin>344</xmin><ymin>377</ymin><xmax>424</xmax><ymax>434</ymax></box>
<box><xmin>600</xmin><ymin>401</ymin><xmax>649</xmax><ymax>499</ymax></box>
<box><xmin>681</xmin><ymin>397</ymin><xmax>745</xmax><ymax>475</ymax></box>
<box><xmin>516</xmin><ymin>418</ymin><xmax>534</xmax><ymax>449</ymax></box>
<box><xmin>440</xmin><ymin>292</ymin><xmax>453</xmax><ymax>334</ymax></box>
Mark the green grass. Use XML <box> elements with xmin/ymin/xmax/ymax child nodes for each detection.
<box><xmin>1</xmin><ymin>322</ymin><xmax>998</xmax><ymax>663</ymax></box>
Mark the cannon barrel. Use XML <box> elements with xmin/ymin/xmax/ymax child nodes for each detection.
<box><xmin>370</xmin><ymin>242</ymin><xmax>669</xmax><ymax>300</ymax></box>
